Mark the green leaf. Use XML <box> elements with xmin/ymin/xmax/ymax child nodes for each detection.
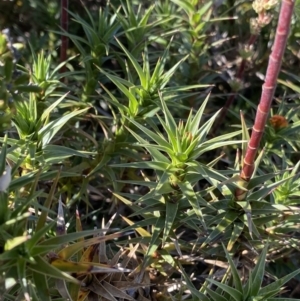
<box><xmin>42</xmin><ymin>145</ymin><xmax>94</xmax><ymax>161</ymax></box>
<box><xmin>240</xmin><ymin>111</ymin><xmax>250</xmax><ymax>160</ymax></box>
<box><xmin>227</xmin><ymin>221</ymin><xmax>244</xmax><ymax>251</ymax></box>
<box><xmin>177</xmin><ymin>260</ymin><xmax>211</xmax><ymax>301</ymax></box>
<box><xmin>126</xmin><ymin>117</ymin><xmax>172</xmax><ymax>150</ymax></box>
<box><xmin>178</xmin><ymin>181</ymin><xmax>208</xmax><ymax>229</ymax></box>
<box><xmin>101</xmin><ymin>71</ymin><xmax>139</xmax><ymax>115</ymax></box>
<box><xmin>17</xmin><ymin>258</ymin><xmax>30</xmax><ymax>300</ymax></box>
<box><xmin>110</xmin><ymin>161</ymin><xmax>170</xmax><ymax>171</ymax></box>
<box><xmin>171</xmin><ymin>0</ymin><xmax>195</xmax><ymax>17</ymax></box>
<box><xmin>40</xmin><ymin>93</ymin><xmax>68</xmax><ymax>123</ymax></box>
<box><xmin>198</xmin><ymin>1</ymin><xmax>213</xmax><ymax>20</ymax></box>
<box><xmin>33</xmin><ymin>228</ymin><xmax>114</xmax><ymax>248</ymax></box>
<box><xmin>67</xmin><ymin>281</ymin><xmax>81</xmax><ymax>301</ymax></box>
<box><xmin>28</xmin><ymin>256</ymin><xmax>79</xmax><ymax>284</ymax></box>
<box><xmin>32</xmin><ymin>271</ymin><xmax>52</xmax><ymax>301</ymax></box>
<box><xmin>0</xmin><ymin>213</ymin><xmax>30</xmax><ymax>234</ymax></box>
<box><xmin>158</xmin><ymin>56</ymin><xmax>189</xmax><ymax>90</ymax></box>
<box><xmin>163</xmin><ymin>197</ymin><xmax>179</xmax><ymax>245</ymax></box>
<box><xmin>5</xmin><ymin>235</ymin><xmax>31</xmax><ymax>251</ymax></box>
<box><xmin>124</xmin><ymin>126</ymin><xmax>171</xmax><ymax>163</ymax></box>
<box><xmin>112</xmin><ymin>192</ymin><xmax>151</xmax><ymax>216</ymax></box>
<box><xmin>17</xmin><ymin>85</ymin><xmax>43</xmax><ymax>93</ymax></box>
<box><xmin>259</xmin><ymin>268</ymin><xmax>300</xmax><ymax>297</ymax></box>
<box><xmin>187</xmin><ymin>94</ymin><xmax>210</xmax><ymax>135</ymax></box>
<box><xmin>223</xmin><ymin>245</ymin><xmax>243</xmax><ymax>294</ymax></box>
<box><xmin>122</xmin><ymin>217</ymin><xmax>159</xmax><ymax>233</ymax></box>
<box><xmin>143</xmin><ymin>216</ymin><xmax>165</xmax><ymax>268</ymax></box>
<box><xmin>247</xmin><ymin>173</ymin><xmax>278</xmax><ymax>190</ymax></box>
<box><xmin>9</xmin><ymin>170</ymin><xmax>78</xmax><ymax>191</ymax></box>
<box><xmin>57</xmin><ymin>231</ymin><xmax>126</xmax><ymax>260</ymax></box>
<box><xmin>206</xmin><ymin>278</ymin><xmax>243</xmax><ymax>301</ymax></box>
<box><xmin>159</xmin><ymin>92</ymin><xmax>177</xmax><ymax>136</ymax></box>
<box><xmin>115</xmin><ymin>38</ymin><xmax>146</xmax><ymax>87</ymax></box>
<box><xmin>39</xmin><ymin>108</ymin><xmax>88</xmax><ymax>147</ymax></box>
<box><xmin>250</xmin><ymin>175</ymin><xmax>294</xmax><ymax>201</ymax></box>
<box><xmin>27</xmin><ymin>222</ymin><xmax>55</xmax><ymax>251</ymax></box>
<box><xmin>150</xmin><ymin>45</ymin><xmax>169</xmax><ymax>85</ymax></box>
<box><xmin>247</xmin><ymin>244</ymin><xmax>268</xmax><ymax>297</ymax></box>
<box><xmin>201</xmin><ymin>210</ymin><xmax>238</xmax><ymax>248</ymax></box>
<box><xmin>36</xmin><ymin>170</ymin><xmax>61</xmax><ymax>232</ymax></box>
<box><xmin>156</xmin><ymin>114</ymin><xmax>178</xmax><ymax>153</ymax></box>
<box><xmin>206</xmin><ymin>286</ymin><xmax>229</xmax><ymax>301</ymax></box>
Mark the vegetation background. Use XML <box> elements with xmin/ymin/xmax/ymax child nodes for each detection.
<box><xmin>0</xmin><ymin>0</ymin><xmax>300</xmax><ymax>300</ymax></box>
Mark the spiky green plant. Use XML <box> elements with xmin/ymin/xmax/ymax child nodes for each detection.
<box><xmin>54</xmin><ymin>1</ymin><xmax>121</xmax><ymax>102</ymax></box>
<box><xmin>1</xmin><ymin>0</ymin><xmax>300</xmax><ymax>299</ymax></box>
<box><xmin>182</xmin><ymin>244</ymin><xmax>300</xmax><ymax>301</ymax></box>
<box><xmin>110</xmin><ymin>94</ymin><xmax>243</xmax><ymax>269</ymax></box>
<box><xmin>0</xmin><ymin>31</ymin><xmax>41</xmax><ymax>132</ymax></box>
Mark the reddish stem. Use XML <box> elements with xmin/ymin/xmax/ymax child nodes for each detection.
<box><xmin>237</xmin><ymin>0</ymin><xmax>295</xmax><ymax>193</ymax></box>
<box><xmin>60</xmin><ymin>0</ymin><xmax>69</xmax><ymax>77</ymax></box>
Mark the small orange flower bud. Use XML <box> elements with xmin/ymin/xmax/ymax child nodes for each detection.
<box><xmin>269</xmin><ymin>115</ymin><xmax>288</xmax><ymax>130</ymax></box>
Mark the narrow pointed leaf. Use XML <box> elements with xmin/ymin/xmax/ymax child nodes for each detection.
<box><xmin>39</xmin><ymin>108</ymin><xmax>88</xmax><ymax>147</ymax></box>
<box><xmin>40</xmin><ymin>93</ymin><xmax>68</xmax><ymax>123</ymax></box>
<box><xmin>18</xmin><ymin>258</ymin><xmax>30</xmax><ymax>301</ymax></box>
<box><xmin>206</xmin><ymin>286</ymin><xmax>228</xmax><ymax>301</ymax></box>
<box><xmin>50</xmin><ymin>258</ymin><xmax>130</xmax><ymax>274</ymax></box>
<box><xmin>126</xmin><ymin>117</ymin><xmax>171</xmax><ymax>150</ymax></box>
<box><xmin>29</xmin><ymin>256</ymin><xmax>79</xmax><ymax>284</ymax></box>
<box><xmin>102</xmin><ymin>281</ymin><xmax>135</xmax><ymax>300</ymax></box>
<box><xmin>57</xmin><ymin>231</ymin><xmax>127</xmax><ymax>260</ymax></box>
<box><xmin>250</xmin><ymin>244</ymin><xmax>268</xmax><ymax>296</ymax></box>
<box><xmin>259</xmin><ymin>268</ymin><xmax>300</xmax><ymax>296</ymax></box>
<box><xmin>121</xmin><ymin>215</ymin><xmax>152</xmax><ymax>237</ymax></box>
<box><xmin>159</xmin><ymin>92</ymin><xmax>177</xmax><ymax>134</ymax></box>
<box><xmin>32</xmin><ymin>271</ymin><xmax>51</xmax><ymax>301</ymax></box>
<box><xmin>177</xmin><ymin>261</ymin><xmax>211</xmax><ymax>301</ymax></box>
<box><xmin>227</xmin><ymin>222</ymin><xmax>244</xmax><ymax>251</ymax></box>
<box><xmin>178</xmin><ymin>181</ymin><xmax>207</xmax><ymax>229</ymax></box>
<box><xmin>206</xmin><ymin>278</ymin><xmax>243</xmax><ymax>301</ymax></box>
<box><xmin>143</xmin><ymin>216</ymin><xmax>165</xmax><ymax>268</ymax></box>
<box><xmin>240</xmin><ymin>111</ymin><xmax>250</xmax><ymax>160</ymax></box>
<box><xmin>163</xmin><ymin>198</ymin><xmax>178</xmax><ymax>245</ymax></box>
<box><xmin>115</xmin><ymin>38</ymin><xmax>146</xmax><ymax>87</ymax></box>
<box><xmin>223</xmin><ymin>245</ymin><xmax>243</xmax><ymax>293</ymax></box>
<box><xmin>188</xmin><ymin>94</ymin><xmax>210</xmax><ymax>135</ymax></box>
<box><xmin>201</xmin><ymin>211</ymin><xmax>238</xmax><ymax>248</ymax></box>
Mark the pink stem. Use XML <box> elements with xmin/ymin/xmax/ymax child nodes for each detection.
<box><xmin>238</xmin><ymin>0</ymin><xmax>295</xmax><ymax>186</ymax></box>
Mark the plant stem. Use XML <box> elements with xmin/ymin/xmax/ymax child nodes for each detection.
<box><xmin>237</xmin><ymin>0</ymin><xmax>295</xmax><ymax>195</ymax></box>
